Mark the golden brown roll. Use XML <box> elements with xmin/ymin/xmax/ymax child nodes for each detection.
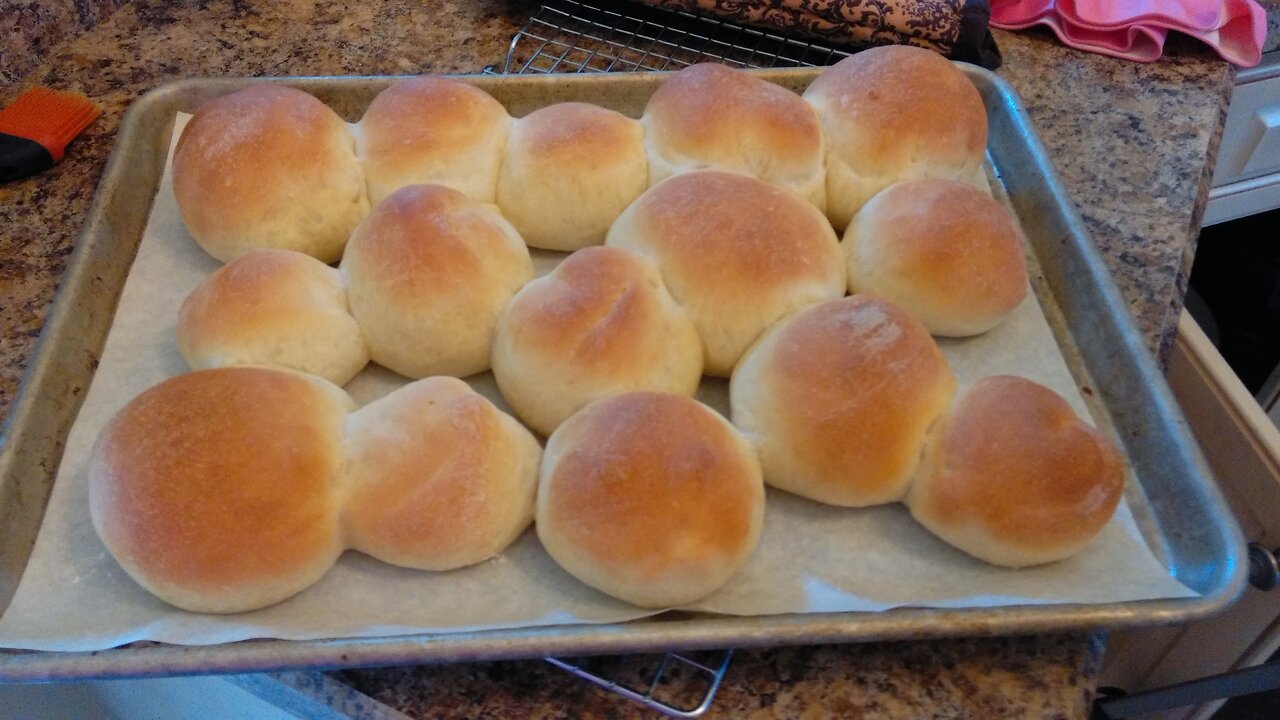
<box><xmin>537</xmin><ymin>392</ymin><xmax>764</xmax><ymax>608</ymax></box>
<box><xmin>642</xmin><ymin>63</ymin><xmax>826</xmax><ymax>211</ymax></box>
<box><xmin>356</xmin><ymin>77</ymin><xmax>512</xmax><ymax>206</ymax></box>
<box><xmin>341</xmin><ymin>377</ymin><xmax>542</xmax><ymax>571</ymax></box>
<box><xmin>88</xmin><ymin>367</ymin><xmax>353</xmax><ymax>613</ymax></box>
<box><xmin>496</xmin><ymin>102</ymin><xmax>648</xmax><ymax>251</ymax></box>
<box><xmin>340</xmin><ymin>184</ymin><xmax>533</xmax><ymax>379</ymax></box>
<box><xmin>803</xmin><ymin>45</ymin><xmax>988</xmax><ymax>229</ymax></box>
<box><xmin>177</xmin><ymin>249</ymin><xmax>369</xmax><ymax>386</ymax></box>
<box><xmin>843</xmin><ymin>179</ymin><xmax>1029</xmax><ymax>337</ymax></box>
<box><xmin>172</xmin><ymin>84</ymin><xmax>369</xmax><ymax>263</ymax></box>
<box><xmin>492</xmin><ymin>246</ymin><xmax>703</xmax><ymax>437</ymax></box>
<box><xmin>730</xmin><ymin>295</ymin><xmax>955</xmax><ymax>507</ymax></box>
<box><xmin>606</xmin><ymin>171</ymin><xmax>845</xmax><ymax>377</ymax></box>
<box><xmin>905</xmin><ymin>376</ymin><xmax>1126</xmax><ymax>567</ymax></box>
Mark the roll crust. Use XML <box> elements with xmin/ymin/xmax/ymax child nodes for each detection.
<box><xmin>843</xmin><ymin>179</ymin><xmax>1028</xmax><ymax>337</ymax></box>
<box><xmin>341</xmin><ymin>184</ymin><xmax>533</xmax><ymax>379</ymax></box>
<box><xmin>173</xmin><ymin>84</ymin><xmax>369</xmax><ymax>263</ymax></box>
<box><xmin>905</xmin><ymin>376</ymin><xmax>1125</xmax><ymax>567</ymax></box>
<box><xmin>492</xmin><ymin>246</ymin><xmax>703</xmax><ymax>436</ymax></box>
<box><xmin>537</xmin><ymin>392</ymin><xmax>765</xmax><ymax>608</ymax></box>
<box><xmin>642</xmin><ymin>63</ymin><xmax>825</xmax><ymax>211</ymax></box>
<box><xmin>341</xmin><ymin>377</ymin><xmax>542</xmax><ymax>571</ymax></box>
<box><xmin>177</xmin><ymin>249</ymin><xmax>369</xmax><ymax>386</ymax></box>
<box><xmin>356</xmin><ymin>77</ymin><xmax>512</xmax><ymax>206</ymax></box>
<box><xmin>88</xmin><ymin>367</ymin><xmax>353</xmax><ymax>613</ymax></box>
<box><xmin>606</xmin><ymin>171</ymin><xmax>845</xmax><ymax>376</ymax></box>
<box><xmin>730</xmin><ymin>295</ymin><xmax>956</xmax><ymax>507</ymax></box>
<box><xmin>496</xmin><ymin>102</ymin><xmax>648</xmax><ymax>251</ymax></box>
<box><xmin>803</xmin><ymin>46</ymin><xmax>988</xmax><ymax>229</ymax></box>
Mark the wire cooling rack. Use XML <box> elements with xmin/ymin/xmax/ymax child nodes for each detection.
<box><xmin>500</xmin><ymin>1</ymin><xmax>847</xmax><ymax>713</ymax></box>
<box><xmin>499</xmin><ymin>0</ymin><xmax>851</xmax><ymax>74</ymax></box>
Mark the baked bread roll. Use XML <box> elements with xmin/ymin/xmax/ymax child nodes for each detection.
<box><xmin>492</xmin><ymin>246</ymin><xmax>703</xmax><ymax>436</ymax></box>
<box><xmin>496</xmin><ymin>102</ymin><xmax>648</xmax><ymax>251</ymax></box>
<box><xmin>172</xmin><ymin>84</ymin><xmax>369</xmax><ymax>263</ymax></box>
<box><xmin>731</xmin><ymin>295</ymin><xmax>955</xmax><ymax>507</ymax></box>
<box><xmin>803</xmin><ymin>45</ymin><xmax>988</xmax><ymax>230</ymax></box>
<box><xmin>88</xmin><ymin>367</ymin><xmax>353</xmax><ymax>613</ymax></box>
<box><xmin>905</xmin><ymin>376</ymin><xmax>1125</xmax><ymax>567</ymax></box>
<box><xmin>177</xmin><ymin>249</ymin><xmax>369</xmax><ymax>386</ymax></box>
<box><xmin>341</xmin><ymin>184</ymin><xmax>533</xmax><ymax>379</ymax></box>
<box><xmin>537</xmin><ymin>392</ymin><xmax>764</xmax><ymax>607</ymax></box>
<box><xmin>356</xmin><ymin>77</ymin><xmax>512</xmax><ymax>206</ymax></box>
<box><xmin>606</xmin><ymin>171</ymin><xmax>845</xmax><ymax>376</ymax></box>
<box><xmin>342</xmin><ymin>377</ymin><xmax>541</xmax><ymax>571</ymax></box>
<box><xmin>844</xmin><ymin>179</ymin><xmax>1029</xmax><ymax>337</ymax></box>
<box><xmin>642</xmin><ymin>63</ymin><xmax>826</xmax><ymax>211</ymax></box>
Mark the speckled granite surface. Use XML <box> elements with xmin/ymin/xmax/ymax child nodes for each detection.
<box><xmin>0</xmin><ymin>0</ymin><xmax>128</xmax><ymax>84</ymax></box>
<box><xmin>0</xmin><ymin>1</ymin><xmax>1238</xmax><ymax>717</ymax></box>
<box><xmin>1264</xmin><ymin>4</ymin><xmax>1279</xmax><ymax>53</ymax></box>
<box><xmin>332</xmin><ymin>636</ymin><xmax>1103</xmax><ymax>719</ymax></box>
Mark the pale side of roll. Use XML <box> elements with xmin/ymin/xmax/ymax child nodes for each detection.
<box><xmin>177</xmin><ymin>249</ymin><xmax>369</xmax><ymax>386</ymax></box>
<box><xmin>88</xmin><ymin>367</ymin><xmax>353</xmax><ymax>613</ymax></box>
<box><xmin>843</xmin><ymin>179</ymin><xmax>1029</xmax><ymax>337</ymax></box>
<box><xmin>496</xmin><ymin>102</ymin><xmax>648</xmax><ymax>251</ymax></box>
<box><xmin>492</xmin><ymin>246</ymin><xmax>703</xmax><ymax>436</ymax></box>
<box><xmin>905</xmin><ymin>376</ymin><xmax>1125</xmax><ymax>567</ymax></box>
<box><xmin>172</xmin><ymin>84</ymin><xmax>369</xmax><ymax>263</ymax></box>
<box><xmin>340</xmin><ymin>184</ymin><xmax>534</xmax><ymax>379</ymax></box>
<box><xmin>606</xmin><ymin>171</ymin><xmax>845</xmax><ymax>377</ymax></box>
<box><xmin>537</xmin><ymin>392</ymin><xmax>765</xmax><ymax>608</ymax></box>
<box><xmin>730</xmin><ymin>295</ymin><xmax>956</xmax><ymax>507</ymax></box>
<box><xmin>803</xmin><ymin>45</ymin><xmax>988</xmax><ymax>230</ymax></box>
<box><xmin>641</xmin><ymin>63</ymin><xmax>826</xmax><ymax>212</ymax></box>
<box><xmin>341</xmin><ymin>377</ymin><xmax>542</xmax><ymax>571</ymax></box>
<box><xmin>355</xmin><ymin>77</ymin><xmax>512</xmax><ymax>206</ymax></box>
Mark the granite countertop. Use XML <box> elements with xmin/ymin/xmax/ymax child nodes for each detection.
<box><xmin>0</xmin><ymin>0</ymin><xmax>1242</xmax><ymax>717</ymax></box>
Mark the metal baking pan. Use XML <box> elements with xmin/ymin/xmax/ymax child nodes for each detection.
<box><xmin>0</xmin><ymin>67</ymin><xmax>1247</xmax><ymax>682</ymax></box>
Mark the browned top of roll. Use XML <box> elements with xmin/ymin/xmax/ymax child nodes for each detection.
<box><xmin>609</xmin><ymin>171</ymin><xmax>841</xmax><ymax>304</ymax></box>
<box><xmin>173</xmin><ymin>85</ymin><xmax>359</xmax><ymax>258</ymax></box>
<box><xmin>360</xmin><ymin>77</ymin><xmax>506</xmax><ymax>161</ymax></box>
<box><xmin>512</xmin><ymin>102</ymin><xmax>637</xmax><ymax>172</ymax></box>
<box><xmin>88</xmin><ymin>368</ymin><xmax>351</xmax><ymax>596</ymax></box>
<box><xmin>847</xmin><ymin>179</ymin><xmax>1028</xmax><ymax>336</ymax></box>
<box><xmin>346</xmin><ymin>184</ymin><xmax>518</xmax><ymax>303</ymax></box>
<box><xmin>803</xmin><ymin>45</ymin><xmax>987</xmax><ymax>172</ymax></box>
<box><xmin>501</xmin><ymin>247</ymin><xmax>670</xmax><ymax>373</ymax></box>
<box><xmin>643</xmin><ymin>64</ymin><xmax>823</xmax><ymax>183</ymax></box>
<box><xmin>749</xmin><ymin>295</ymin><xmax>955</xmax><ymax>503</ymax></box>
<box><xmin>543</xmin><ymin>392</ymin><xmax>761</xmax><ymax>572</ymax></box>
<box><xmin>911</xmin><ymin>375</ymin><xmax>1124</xmax><ymax>557</ymax></box>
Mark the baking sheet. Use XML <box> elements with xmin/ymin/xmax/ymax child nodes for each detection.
<box><xmin>0</xmin><ymin>113</ymin><xmax>1195</xmax><ymax>653</ymax></box>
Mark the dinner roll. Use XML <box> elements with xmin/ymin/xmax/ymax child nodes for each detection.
<box><xmin>642</xmin><ymin>63</ymin><xmax>826</xmax><ymax>211</ymax></box>
<box><xmin>844</xmin><ymin>179</ymin><xmax>1028</xmax><ymax>337</ymax></box>
<box><xmin>342</xmin><ymin>377</ymin><xmax>541</xmax><ymax>571</ymax></box>
<box><xmin>537</xmin><ymin>392</ymin><xmax>764</xmax><ymax>608</ymax></box>
<box><xmin>606</xmin><ymin>171</ymin><xmax>844</xmax><ymax>376</ymax></box>
<box><xmin>341</xmin><ymin>184</ymin><xmax>533</xmax><ymax>379</ymax></box>
<box><xmin>88</xmin><ymin>368</ymin><xmax>353</xmax><ymax>613</ymax></box>
<box><xmin>492</xmin><ymin>246</ymin><xmax>703</xmax><ymax>436</ymax></box>
<box><xmin>177</xmin><ymin>249</ymin><xmax>369</xmax><ymax>386</ymax></box>
<box><xmin>356</xmin><ymin>77</ymin><xmax>512</xmax><ymax>205</ymax></box>
<box><xmin>803</xmin><ymin>45</ymin><xmax>988</xmax><ymax>229</ymax></box>
<box><xmin>905</xmin><ymin>376</ymin><xmax>1125</xmax><ymax>567</ymax></box>
<box><xmin>731</xmin><ymin>295</ymin><xmax>955</xmax><ymax>507</ymax></box>
<box><xmin>496</xmin><ymin>102</ymin><xmax>647</xmax><ymax>251</ymax></box>
<box><xmin>173</xmin><ymin>84</ymin><xmax>369</xmax><ymax>263</ymax></box>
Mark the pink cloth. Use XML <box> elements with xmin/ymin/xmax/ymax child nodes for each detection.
<box><xmin>991</xmin><ymin>0</ymin><xmax>1268</xmax><ymax>67</ymax></box>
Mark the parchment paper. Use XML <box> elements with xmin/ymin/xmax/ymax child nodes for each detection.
<box><xmin>0</xmin><ymin>115</ymin><xmax>1195</xmax><ymax>651</ymax></box>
